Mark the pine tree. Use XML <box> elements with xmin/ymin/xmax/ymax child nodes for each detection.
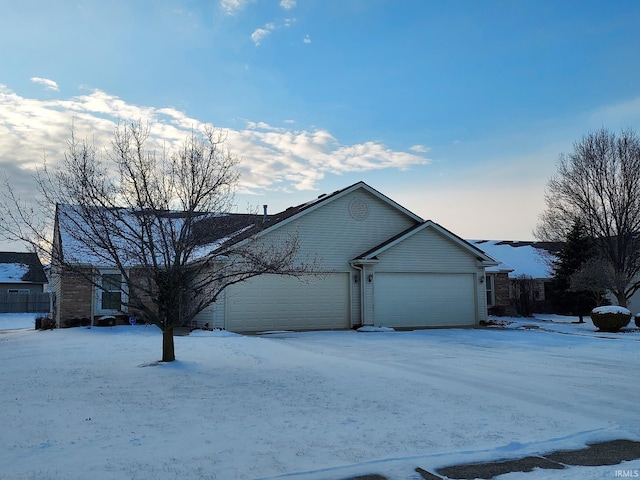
<box><xmin>550</xmin><ymin>219</ymin><xmax>598</xmax><ymax>322</ymax></box>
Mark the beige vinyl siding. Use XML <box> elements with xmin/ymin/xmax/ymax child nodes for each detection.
<box><xmin>375</xmin><ymin>228</ymin><xmax>478</xmax><ymax>273</ymax></box>
<box><xmin>260</xmin><ymin>190</ymin><xmax>418</xmax><ymax>271</ymax></box>
<box><xmin>191</xmin><ymin>292</ymin><xmax>225</xmax><ymax>329</ymax></box>
<box><xmin>49</xmin><ymin>267</ymin><xmax>62</xmax><ymax>326</ymax></box>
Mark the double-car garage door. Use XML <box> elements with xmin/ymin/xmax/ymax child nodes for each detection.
<box><xmin>225</xmin><ymin>271</ymin><xmax>477</xmax><ymax>332</ymax></box>
<box><xmin>374</xmin><ymin>272</ymin><xmax>476</xmax><ymax>327</ymax></box>
<box><xmin>225</xmin><ymin>273</ymin><xmax>350</xmax><ymax>332</ymax></box>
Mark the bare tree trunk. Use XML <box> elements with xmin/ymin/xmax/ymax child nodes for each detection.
<box><xmin>162</xmin><ymin>328</ymin><xmax>175</xmax><ymax>362</ymax></box>
<box><xmin>614</xmin><ymin>292</ymin><xmax>627</xmax><ymax>308</ymax></box>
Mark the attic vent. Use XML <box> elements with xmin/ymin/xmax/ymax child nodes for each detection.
<box><xmin>318</xmin><ymin>193</ymin><xmax>326</xmax><ymax>199</ymax></box>
<box><xmin>348</xmin><ymin>198</ymin><xmax>369</xmax><ymax>221</ymax></box>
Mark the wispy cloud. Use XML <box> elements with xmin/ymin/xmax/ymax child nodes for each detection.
<box><xmin>220</xmin><ymin>0</ymin><xmax>253</xmax><ymax>15</ymax></box>
<box><xmin>30</xmin><ymin>77</ymin><xmax>59</xmax><ymax>91</ymax></box>
<box><xmin>410</xmin><ymin>144</ymin><xmax>429</xmax><ymax>153</ymax></box>
<box><xmin>303</xmin><ymin>34</ymin><xmax>311</xmax><ymax>44</ymax></box>
<box><xmin>251</xmin><ymin>26</ymin><xmax>273</xmax><ymax>46</ymax></box>
<box><xmin>0</xmin><ymin>83</ymin><xmax>429</xmax><ymax>196</ymax></box>
<box><xmin>280</xmin><ymin>0</ymin><xmax>296</xmax><ymax>10</ymax></box>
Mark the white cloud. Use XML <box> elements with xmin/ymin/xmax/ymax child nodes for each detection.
<box><xmin>410</xmin><ymin>144</ymin><xmax>429</xmax><ymax>153</ymax></box>
<box><xmin>220</xmin><ymin>0</ymin><xmax>253</xmax><ymax>15</ymax></box>
<box><xmin>30</xmin><ymin>77</ymin><xmax>59</xmax><ymax>92</ymax></box>
<box><xmin>251</xmin><ymin>27</ymin><xmax>272</xmax><ymax>46</ymax></box>
<box><xmin>0</xmin><ymin>83</ymin><xmax>430</xmax><ymax>200</ymax></box>
<box><xmin>280</xmin><ymin>0</ymin><xmax>296</xmax><ymax>10</ymax></box>
<box><xmin>303</xmin><ymin>34</ymin><xmax>311</xmax><ymax>44</ymax></box>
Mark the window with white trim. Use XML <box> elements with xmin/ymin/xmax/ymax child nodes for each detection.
<box><xmin>99</xmin><ymin>272</ymin><xmax>125</xmax><ymax>312</ymax></box>
<box><xmin>485</xmin><ymin>275</ymin><xmax>494</xmax><ymax>307</ymax></box>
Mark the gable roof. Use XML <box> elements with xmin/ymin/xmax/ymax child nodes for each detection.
<box><xmin>354</xmin><ymin>221</ymin><xmax>499</xmax><ymax>265</ymax></box>
<box><xmin>0</xmin><ymin>252</ymin><xmax>48</xmax><ymax>284</ymax></box>
<box><xmin>470</xmin><ymin>240</ymin><xmax>560</xmax><ymax>278</ymax></box>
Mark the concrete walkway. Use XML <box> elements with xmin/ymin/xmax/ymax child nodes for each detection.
<box><xmin>346</xmin><ymin>439</ymin><xmax>640</xmax><ymax>480</ymax></box>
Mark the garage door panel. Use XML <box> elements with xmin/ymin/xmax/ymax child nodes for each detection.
<box><xmin>375</xmin><ymin>273</ymin><xmax>476</xmax><ymax>327</ymax></box>
<box><xmin>226</xmin><ymin>273</ymin><xmax>349</xmax><ymax>332</ymax></box>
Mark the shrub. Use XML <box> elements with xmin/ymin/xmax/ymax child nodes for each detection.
<box><xmin>38</xmin><ymin>316</ymin><xmax>57</xmax><ymax>330</ymax></box>
<box><xmin>590</xmin><ymin>306</ymin><xmax>631</xmax><ymax>332</ymax></box>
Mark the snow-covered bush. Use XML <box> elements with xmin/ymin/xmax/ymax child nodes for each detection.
<box><xmin>590</xmin><ymin>306</ymin><xmax>631</xmax><ymax>332</ymax></box>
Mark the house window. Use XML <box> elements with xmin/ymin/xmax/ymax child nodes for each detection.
<box><xmin>100</xmin><ymin>273</ymin><xmax>123</xmax><ymax>311</ymax></box>
<box><xmin>485</xmin><ymin>275</ymin><xmax>494</xmax><ymax>307</ymax></box>
<box><xmin>8</xmin><ymin>289</ymin><xmax>30</xmax><ymax>294</ymax></box>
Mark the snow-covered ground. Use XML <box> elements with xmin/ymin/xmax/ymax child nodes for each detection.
<box><xmin>1</xmin><ymin>313</ymin><xmax>639</xmax><ymax>480</ymax></box>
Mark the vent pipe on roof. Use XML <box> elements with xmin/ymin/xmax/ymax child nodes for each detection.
<box><xmin>263</xmin><ymin>205</ymin><xmax>268</xmax><ymax>223</ymax></box>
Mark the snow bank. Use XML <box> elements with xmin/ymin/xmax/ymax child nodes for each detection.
<box><xmin>357</xmin><ymin>325</ymin><xmax>395</xmax><ymax>332</ymax></box>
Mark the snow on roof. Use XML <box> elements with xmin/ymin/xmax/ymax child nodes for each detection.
<box><xmin>56</xmin><ymin>204</ymin><xmax>262</xmax><ymax>266</ymax></box>
<box><xmin>470</xmin><ymin>240</ymin><xmax>555</xmax><ymax>278</ymax></box>
<box><xmin>0</xmin><ymin>263</ymin><xmax>30</xmax><ymax>283</ymax></box>
<box><xmin>0</xmin><ymin>252</ymin><xmax>48</xmax><ymax>284</ymax></box>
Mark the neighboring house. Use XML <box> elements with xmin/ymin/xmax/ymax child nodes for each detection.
<box><xmin>469</xmin><ymin>240</ymin><xmax>560</xmax><ymax>315</ymax></box>
<box><xmin>0</xmin><ymin>252</ymin><xmax>49</xmax><ymax>313</ymax></box>
<box><xmin>51</xmin><ymin>181</ymin><xmax>499</xmax><ymax>332</ymax></box>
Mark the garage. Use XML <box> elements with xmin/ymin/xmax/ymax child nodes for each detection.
<box><xmin>225</xmin><ymin>273</ymin><xmax>350</xmax><ymax>332</ymax></box>
<box><xmin>374</xmin><ymin>272</ymin><xmax>477</xmax><ymax>327</ymax></box>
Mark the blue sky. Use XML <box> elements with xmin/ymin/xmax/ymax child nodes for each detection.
<box><xmin>2</xmin><ymin>0</ymin><xmax>640</xmax><ymax>250</ymax></box>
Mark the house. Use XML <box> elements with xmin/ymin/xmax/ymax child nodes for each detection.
<box><xmin>0</xmin><ymin>252</ymin><xmax>49</xmax><ymax>313</ymax></box>
<box><xmin>470</xmin><ymin>240</ymin><xmax>560</xmax><ymax>315</ymax></box>
<box><xmin>51</xmin><ymin>182</ymin><xmax>499</xmax><ymax>332</ymax></box>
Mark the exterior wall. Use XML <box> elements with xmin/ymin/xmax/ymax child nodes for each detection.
<box><xmin>260</xmin><ymin>189</ymin><xmax>418</xmax><ymax>272</ymax></box>
<box><xmin>373</xmin><ymin>227</ymin><xmax>488</xmax><ymax>324</ymax></box>
<box><xmin>241</xmin><ymin>189</ymin><xmax>419</xmax><ymax>328</ymax></box>
<box><xmin>374</xmin><ymin>228</ymin><xmax>479</xmax><ymax>273</ymax></box>
<box><xmin>493</xmin><ymin>273</ymin><xmax>511</xmax><ymax>307</ymax></box>
<box><xmin>57</xmin><ymin>268</ymin><xmax>94</xmax><ymax>326</ymax></box>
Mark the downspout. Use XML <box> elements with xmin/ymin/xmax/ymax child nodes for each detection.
<box><xmin>350</xmin><ymin>262</ymin><xmax>365</xmax><ymax>327</ymax></box>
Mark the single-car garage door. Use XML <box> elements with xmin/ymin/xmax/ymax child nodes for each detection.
<box><xmin>374</xmin><ymin>272</ymin><xmax>476</xmax><ymax>327</ymax></box>
<box><xmin>225</xmin><ymin>273</ymin><xmax>350</xmax><ymax>332</ymax></box>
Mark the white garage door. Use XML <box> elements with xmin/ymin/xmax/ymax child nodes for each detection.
<box><xmin>225</xmin><ymin>273</ymin><xmax>350</xmax><ymax>332</ymax></box>
<box><xmin>374</xmin><ymin>273</ymin><xmax>476</xmax><ymax>327</ymax></box>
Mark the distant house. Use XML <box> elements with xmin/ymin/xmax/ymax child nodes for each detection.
<box><xmin>0</xmin><ymin>252</ymin><xmax>49</xmax><ymax>313</ymax></box>
<box><xmin>51</xmin><ymin>181</ymin><xmax>500</xmax><ymax>331</ymax></box>
<box><xmin>469</xmin><ymin>240</ymin><xmax>560</xmax><ymax>315</ymax></box>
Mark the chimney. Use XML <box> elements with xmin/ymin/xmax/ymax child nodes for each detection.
<box><xmin>263</xmin><ymin>205</ymin><xmax>268</xmax><ymax>223</ymax></box>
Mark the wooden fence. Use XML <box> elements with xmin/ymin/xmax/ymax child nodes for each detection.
<box><xmin>0</xmin><ymin>292</ymin><xmax>51</xmax><ymax>313</ymax></box>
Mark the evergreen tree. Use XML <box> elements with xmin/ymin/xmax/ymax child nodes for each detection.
<box><xmin>550</xmin><ymin>219</ymin><xmax>598</xmax><ymax>322</ymax></box>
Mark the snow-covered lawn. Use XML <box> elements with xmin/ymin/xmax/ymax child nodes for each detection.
<box><xmin>1</xmin><ymin>313</ymin><xmax>639</xmax><ymax>480</ymax></box>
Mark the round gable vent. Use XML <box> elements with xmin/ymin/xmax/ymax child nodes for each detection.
<box><xmin>349</xmin><ymin>198</ymin><xmax>369</xmax><ymax>221</ymax></box>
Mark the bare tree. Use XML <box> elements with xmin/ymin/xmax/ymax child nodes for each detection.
<box><xmin>569</xmin><ymin>257</ymin><xmax>612</xmax><ymax>307</ymax></box>
<box><xmin>0</xmin><ymin>122</ymin><xmax>316</xmax><ymax>362</ymax></box>
<box><xmin>511</xmin><ymin>274</ymin><xmax>537</xmax><ymax>317</ymax></box>
<box><xmin>535</xmin><ymin>128</ymin><xmax>640</xmax><ymax>307</ymax></box>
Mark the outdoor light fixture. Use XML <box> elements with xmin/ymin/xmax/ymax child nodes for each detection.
<box><xmin>479</xmin><ymin>276</ymin><xmax>485</xmax><ymax>284</ymax></box>
<box><xmin>368</xmin><ymin>274</ymin><xmax>373</xmax><ymax>283</ymax></box>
